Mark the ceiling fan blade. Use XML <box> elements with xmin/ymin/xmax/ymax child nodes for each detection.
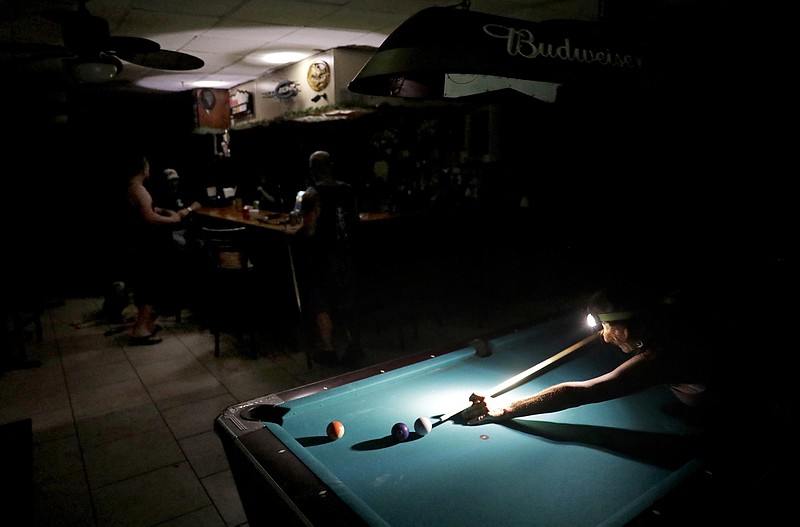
<box><xmin>117</xmin><ymin>49</ymin><xmax>204</xmax><ymax>71</ymax></box>
<box><xmin>105</xmin><ymin>36</ymin><xmax>160</xmax><ymax>54</ymax></box>
<box><xmin>43</xmin><ymin>2</ymin><xmax>157</xmax><ymax>55</ymax></box>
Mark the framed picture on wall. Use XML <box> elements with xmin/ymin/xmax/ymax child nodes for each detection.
<box><xmin>195</xmin><ymin>88</ymin><xmax>231</xmax><ymax>130</ymax></box>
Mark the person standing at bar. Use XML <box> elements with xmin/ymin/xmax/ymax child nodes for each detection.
<box><xmin>292</xmin><ymin>150</ymin><xmax>363</xmax><ymax>366</ymax></box>
<box><xmin>121</xmin><ymin>155</ymin><xmax>191</xmax><ymax>344</ymax></box>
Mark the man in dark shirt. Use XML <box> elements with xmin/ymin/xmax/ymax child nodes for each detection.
<box><xmin>294</xmin><ymin>150</ymin><xmax>363</xmax><ymax>366</ymax></box>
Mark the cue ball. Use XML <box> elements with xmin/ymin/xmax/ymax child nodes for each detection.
<box><xmin>326</xmin><ymin>421</ymin><xmax>345</xmax><ymax>440</ymax></box>
<box><xmin>414</xmin><ymin>417</ymin><xmax>432</xmax><ymax>436</ymax></box>
<box><xmin>391</xmin><ymin>422</ymin><xmax>410</xmax><ymax>442</ymax></box>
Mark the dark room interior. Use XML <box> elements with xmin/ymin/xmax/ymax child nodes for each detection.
<box><xmin>1</xmin><ymin>1</ymin><xmax>793</xmax><ymax>526</ymax></box>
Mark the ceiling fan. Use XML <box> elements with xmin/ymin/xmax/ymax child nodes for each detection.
<box><xmin>3</xmin><ymin>0</ymin><xmax>204</xmax><ymax>83</ymax></box>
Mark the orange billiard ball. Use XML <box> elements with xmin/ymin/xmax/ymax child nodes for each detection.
<box><xmin>326</xmin><ymin>421</ymin><xmax>345</xmax><ymax>440</ymax></box>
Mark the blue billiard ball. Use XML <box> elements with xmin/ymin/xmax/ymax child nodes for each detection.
<box><xmin>391</xmin><ymin>422</ymin><xmax>410</xmax><ymax>442</ymax></box>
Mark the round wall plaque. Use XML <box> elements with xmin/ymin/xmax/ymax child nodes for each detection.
<box><xmin>307</xmin><ymin>61</ymin><xmax>330</xmax><ymax>92</ymax></box>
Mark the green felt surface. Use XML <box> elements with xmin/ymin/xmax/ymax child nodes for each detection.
<box><xmin>261</xmin><ymin>315</ymin><xmax>707</xmax><ymax>526</ymax></box>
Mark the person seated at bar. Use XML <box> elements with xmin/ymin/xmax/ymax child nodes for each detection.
<box><xmin>150</xmin><ymin>167</ymin><xmax>202</xmax><ymax>248</ymax></box>
<box><xmin>255</xmin><ymin>174</ymin><xmax>283</xmax><ymax>210</ymax></box>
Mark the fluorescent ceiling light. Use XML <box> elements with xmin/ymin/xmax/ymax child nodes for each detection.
<box><xmin>191</xmin><ymin>80</ymin><xmax>231</xmax><ymax>88</ymax></box>
<box><xmin>260</xmin><ymin>51</ymin><xmax>312</xmax><ymax>64</ymax></box>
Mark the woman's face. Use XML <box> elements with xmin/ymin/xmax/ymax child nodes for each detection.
<box><xmin>602</xmin><ymin>323</ymin><xmax>638</xmax><ymax>354</ymax></box>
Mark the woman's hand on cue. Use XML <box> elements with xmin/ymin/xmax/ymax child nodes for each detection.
<box><xmin>461</xmin><ymin>393</ymin><xmax>505</xmax><ymax>425</ymax></box>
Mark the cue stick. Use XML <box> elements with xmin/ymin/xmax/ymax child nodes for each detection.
<box><xmin>286</xmin><ymin>239</ymin><xmax>302</xmax><ymax>313</ymax></box>
<box><xmin>286</xmin><ymin>231</ymin><xmax>312</xmax><ymax>370</ymax></box>
<box><xmin>436</xmin><ymin>331</ymin><xmax>603</xmax><ymax>424</ymax></box>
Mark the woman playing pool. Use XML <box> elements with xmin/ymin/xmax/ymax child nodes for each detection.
<box><xmin>461</xmin><ymin>283</ymin><xmax>716</xmax><ymax>424</ymax></box>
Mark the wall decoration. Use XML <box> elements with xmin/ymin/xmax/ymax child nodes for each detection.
<box><xmin>195</xmin><ymin>88</ymin><xmax>231</xmax><ymax>130</ymax></box>
<box><xmin>307</xmin><ymin>61</ymin><xmax>331</xmax><ymax>92</ymax></box>
<box><xmin>214</xmin><ymin>130</ymin><xmax>231</xmax><ymax>157</ymax></box>
<box><xmin>230</xmin><ymin>90</ymin><xmax>253</xmax><ymax>116</ymax></box>
<box><xmin>262</xmin><ymin>80</ymin><xmax>300</xmax><ymax>99</ymax></box>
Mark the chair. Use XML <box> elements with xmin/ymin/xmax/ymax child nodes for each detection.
<box><xmin>195</xmin><ymin>226</ymin><xmax>261</xmax><ymax>357</ymax></box>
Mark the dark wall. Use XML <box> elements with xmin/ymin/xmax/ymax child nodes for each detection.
<box><xmin>2</xmin><ymin>0</ymin><xmax>791</xmax><ymax>302</ymax></box>
<box><xmin>4</xmin><ymin>85</ymin><xmax>199</xmax><ymax>297</ymax></box>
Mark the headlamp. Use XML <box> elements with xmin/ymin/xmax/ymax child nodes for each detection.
<box><xmin>586</xmin><ymin>311</ymin><xmax>636</xmax><ymax>328</ymax></box>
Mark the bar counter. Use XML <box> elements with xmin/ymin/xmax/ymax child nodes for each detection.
<box><xmin>193</xmin><ymin>205</ymin><xmax>398</xmax><ymax>232</ymax></box>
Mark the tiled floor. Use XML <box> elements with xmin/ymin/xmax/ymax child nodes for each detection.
<box><xmin>2</xmin><ymin>244</ymin><xmax>589</xmax><ymax>527</ymax></box>
<box><xmin>3</xmin><ymin>240</ymin><xmax>794</xmax><ymax>526</ymax></box>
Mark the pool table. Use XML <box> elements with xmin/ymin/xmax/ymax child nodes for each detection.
<box><xmin>215</xmin><ymin>312</ymin><xmax>709</xmax><ymax>526</ymax></box>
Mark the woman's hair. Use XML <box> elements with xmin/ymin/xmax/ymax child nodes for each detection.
<box><xmin>587</xmin><ymin>281</ymin><xmax>678</xmax><ymax>346</ymax></box>
<box><xmin>586</xmin><ymin>281</ymin><xmax>656</xmax><ymax>320</ymax></box>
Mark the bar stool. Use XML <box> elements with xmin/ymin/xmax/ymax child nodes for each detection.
<box><xmin>195</xmin><ymin>226</ymin><xmax>260</xmax><ymax>357</ymax></box>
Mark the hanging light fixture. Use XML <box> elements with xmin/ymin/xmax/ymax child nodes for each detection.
<box><xmin>348</xmin><ymin>6</ymin><xmax>647</xmax><ymax>101</ymax></box>
<box><xmin>64</xmin><ymin>53</ymin><xmax>123</xmax><ymax>83</ymax></box>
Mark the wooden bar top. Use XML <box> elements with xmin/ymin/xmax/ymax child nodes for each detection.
<box><xmin>194</xmin><ymin>205</ymin><xmax>290</xmax><ymax>232</ymax></box>
<box><xmin>194</xmin><ymin>205</ymin><xmax>399</xmax><ymax>232</ymax></box>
